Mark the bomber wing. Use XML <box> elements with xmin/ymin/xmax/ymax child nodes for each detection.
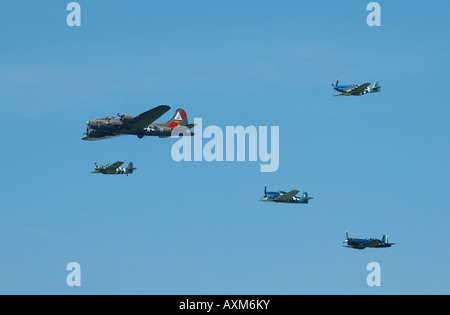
<box><xmin>126</xmin><ymin>105</ymin><xmax>171</xmax><ymax>133</ymax></box>
<box><xmin>274</xmin><ymin>190</ymin><xmax>300</xmax><ymax>202</ymax></box>
<box><xmin>82</xmin><ymin>135</ymin><xmax>122</xmax><ymax>141</ymax></box>
<box><xmin>349</xmin><ymin>83</ymin><xmax>370</xmax><ymax>94</ymax></box>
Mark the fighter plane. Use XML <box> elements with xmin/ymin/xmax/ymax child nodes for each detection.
<box><xmin>259</xmin><ymin>185</ymin><xmax>313</xmax><ymax>204</ymax></box>
<box><xmin>82</xmin><ymin>105</ymin><xmax>195</xmax><ymax>141</ymax></box>
<box><xmin>331</xmin><ymin>79</ymin><xmax>381</xmax><ymax>96</ymax></box>
<box><xmin>342</xmin><ymin>231</ymin><xmax>395</xmax><ymax>250</ymax></box>
<box><xmin>91</xmin><ymin>161</ymin><xmax>136</xmax><ymax>176</ymax></box>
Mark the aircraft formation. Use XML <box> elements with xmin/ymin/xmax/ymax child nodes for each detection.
<box><xmin>83</xmin><ymin>81</ymin><xmax>393</xmax><ymax>249</ymax></box>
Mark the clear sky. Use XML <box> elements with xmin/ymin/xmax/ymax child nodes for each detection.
<box><xmin>0</xmin><ymin>1</ymin><xmax>449</xmax><ymax>294</ymax></box>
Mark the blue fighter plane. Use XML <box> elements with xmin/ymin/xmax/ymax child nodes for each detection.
<box><xmin>259</xmin><ymin>185</ymin><xmax>313</xmax><ymax>204</ymax></box>
<box><xmin>342</xmin><ymin>231</ymin><xmax>395</xmax><ymax>250</ymax></box>
<box><xmin>331</xmin><ymin>79</ymin><xmax>381</xmax><ymax>96</ymax></box>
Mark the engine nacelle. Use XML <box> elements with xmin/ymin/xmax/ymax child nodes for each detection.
<box><xmin>86</xmin><ymin>128</ymin><xmax>112</xmax><ymax>138</ymax></box>
<box><xmin>119</xmin><ymin>114</ymin><xmax>135</xmax><ymax>123</ymax></box>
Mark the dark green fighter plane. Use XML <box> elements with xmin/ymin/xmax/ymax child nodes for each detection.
<box><xmin>82</xmin><ymin>105</ymin><xmax>195</xmax><ymax>141</ymax></box>
<box><xmin>92</xmin><ymin>161</ymin><xmax>136</xmax><ymax>176</ymax></box>
<box><xmin>342</xmin><ymin>231</ymin><xmax>395</xmax><ymax>250</ymax></box>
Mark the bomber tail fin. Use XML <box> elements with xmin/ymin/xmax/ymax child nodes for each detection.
<box><xmin>163</xmin><ymin>108</ymin><xmax>190</xmax><ymax>129</ymax></box>
<box><xmin>160</xmin><ymin>108</ymin><xmax>196</xmax><ymax>137</ymax></box>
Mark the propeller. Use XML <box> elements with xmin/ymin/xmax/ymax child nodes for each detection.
<box><xmin>264</xmin><ymin>185</ymin><xmax>267</xmax><ymax>199</ymax></box>
<box><xmin>343</xmin><ymin>231</ymin><xmax>349</xmax><ymax>244</ymax></box>
<box><xmin>342</xmin><ymin>231</ymin><xmax>349</xmax><ymax>245</ymax></box>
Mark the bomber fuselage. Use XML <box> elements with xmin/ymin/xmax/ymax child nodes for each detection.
<box><xmin>85</xmin><ymin>116</ymin><xmax>174</xmax><ymax>139</ymax></box>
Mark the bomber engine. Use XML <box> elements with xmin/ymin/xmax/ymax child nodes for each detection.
<box><xmin>117</xmin><ymin>113</ymin><xmax>135</xmax><ymax>123</ymax></box>
<box><xmin>85</xmin><ymin>128</ymin><xmax>112</xmax><ymax>138</ymax></box>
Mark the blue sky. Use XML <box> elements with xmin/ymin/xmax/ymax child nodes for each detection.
<box><xmin>0</xmin><ymin>1</ymin><xmax>449</xmax><ymax>294</ymax></box>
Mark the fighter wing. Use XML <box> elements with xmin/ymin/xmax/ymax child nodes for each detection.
<box><xmin>126</xmin><ymin>105</ymin><xmax>171</xmax><ymax>133</ymax></box>
<box><xmin>274</xmin><ymin>190</ymin><xmax>300</xmax><ymax>202</ymax></box>
<box><xmin>349</xmin><ymin>83</ymin><xmax>370</xmax><ymax>94</ymax></box>
<box><xmin>365</xmin><ymin>239</ymin><xmax>382</xmax><ymax>248</ymax></box>
<box><xmin>107</xmin><ymin>161</ymin><xmax>124</xmax><ymax>170</ymax></box>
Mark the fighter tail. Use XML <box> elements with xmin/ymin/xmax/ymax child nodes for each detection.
<box><xmin>382</xmin><ymin>234</ymin><xmax>388</xmax><ymax>244</ymax></box>
<box><xmin>127</xmin><ymin>162</ymin><xmax>136</xmax><ymax>174</ymax></box>
<box><xmin>301</xmin><ymin>192</ymin><xmax>312</xmax><ymax>203</ymax></box>
<box><xmin>371</xmin><ymin>82</ymin><xmax>381</xmax><ymax>92</ymax></box>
